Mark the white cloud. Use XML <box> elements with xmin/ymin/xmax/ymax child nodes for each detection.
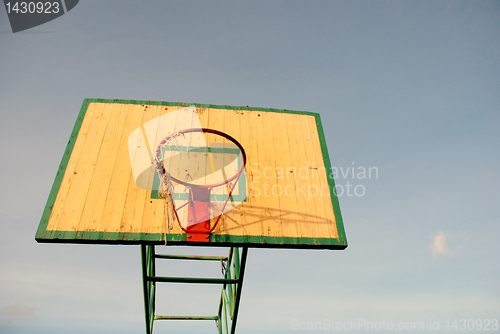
<box><xmin>0</xmin><ymin>304</ymin><xmax>36</xmax><ymax>326</ymax></box>
<box><xmin>431</xmin><ymin>231</ymin><xmax>457</xmax><ymax>256</ymax></box>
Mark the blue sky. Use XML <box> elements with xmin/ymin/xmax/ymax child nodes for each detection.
<box><xmin>1</xmin><ymin>1</ymin><xmax>499</xmax><ymax>333</ymax></box>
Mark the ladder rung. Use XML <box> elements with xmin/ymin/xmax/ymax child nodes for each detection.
<box><xmin>155</xmin><ymin>315</ymin><xmax>218</xmax><ymax>320</ymax></box>
<box><xmin>154</xmin><ymin>254</ymin><xmax>228</xmax><ymax>261</ymax></box>
<box><xmin>147</xmin><ymin>276</ymin><xmax>239</xmax><ymax>284</ymax></box>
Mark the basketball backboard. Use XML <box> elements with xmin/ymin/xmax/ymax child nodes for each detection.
<box><xmin>36</xmin><ymin>99</ymin><xmax>347</xmax><ymax>249</ymax></box>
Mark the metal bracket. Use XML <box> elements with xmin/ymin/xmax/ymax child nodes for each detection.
<box><xmin>141</xmin><ymin>245</ymin><xmax>248</xmax><ymax>334</ymax></box>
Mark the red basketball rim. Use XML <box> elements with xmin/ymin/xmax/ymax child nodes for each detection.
<box><xmin>155</xmin><ymin>128</ymin><xmax>247</xmax><ymax>189</ymax></box>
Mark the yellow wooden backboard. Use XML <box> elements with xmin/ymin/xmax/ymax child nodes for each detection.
<box><xmin>36</xmin><ymin>99</ymin><xmax>347</xmax><ymax>249</ymax></box>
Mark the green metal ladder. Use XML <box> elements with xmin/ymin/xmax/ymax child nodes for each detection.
<box><xmin>141</xmin><ymin>245</ymin><xmax>248</xmax><ymax>334</ymax></box>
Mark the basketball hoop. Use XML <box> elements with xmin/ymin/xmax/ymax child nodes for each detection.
<box><xmin>154</xmin><ymin>128</ymin><xmax>246</xmax><ymax>242</ymax></box>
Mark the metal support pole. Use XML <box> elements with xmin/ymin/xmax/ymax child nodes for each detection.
<box><xmin>217</xmin><ymin>246</ymin><xmax>248</xmax><ymax>334</ymax></box>
<box><xmin>141</xmin><ymin>244</ymin><xmax>156</xmax><ymax>334</ymax></box>
<box><xmin>230</xmin><ymin>247</ymin><xmax>247</xmax><ymax>334</ymax></box>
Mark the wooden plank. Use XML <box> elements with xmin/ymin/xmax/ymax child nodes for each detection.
<box><xmin>80</xmin><ymin>102</ymin><xmax>129</xmax><ymax>234</ymax></box>
<box><xmin>121</xmin><ymin>104</ymin><xmax>150</xmax><ymax>233</ymax></box>
<box><xmin>269</xmin><ymin>112</ymin><xmax>301</xmax><ymax>240</ymax></box>
<box><xmin>195</xmin><ymin>106</ymin><xmax>215</xmax><ymax>232</ymax></box>
<box><xmin>205</xmin><ymin>107</ymin><xmax>227</xmax><ymax>233</ymax></box>
<box><xmin>163</xmin><ymin>106</ymin><xmax>198</xmax><ymax>234</ymax></box>
<box><xmin>218</xmin><ymin>108</ymin><xmax>244</xmax><ymax>236</ymax></box>
<box><xmin>306</xmin><ymin>116</ymin><xmax>338</xmax><ymax>239</ymax></box>
<box><xmin>137</xmin><ymin>104</ymin><xmax>166</xmax><ymax>235</ymax></box>
<box><xmin>252</xmin><ymin>110</ymin><xmax>283</xmax><ymax>241</ymax></box>
<box><xmin>47</xmin><ymin>102</ymin><xmax>98</xmax><ymax>231</ymax></box>
<box><xmin>54</xmin><ymin>103</ymin><xmax>112</xmax><ymax>232</ymax></box>
<box><xmin>96</xmin><ymin>103</ymin><xmax>144</xmax><ymax>237</ymax></box>
<box><xmin>236</xmin><ymin>108</ymin><xmax>263</xmax><ymax>239</ymax></box>
<box><xmin>299</xmin><ymin>115</ymin><xmax>332</xmax><ymax>241</ymax></box>
<box><xmin>284</xmin><ymin>113</ymin><xmax>324</xmax><ymax>239</ymax></box>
